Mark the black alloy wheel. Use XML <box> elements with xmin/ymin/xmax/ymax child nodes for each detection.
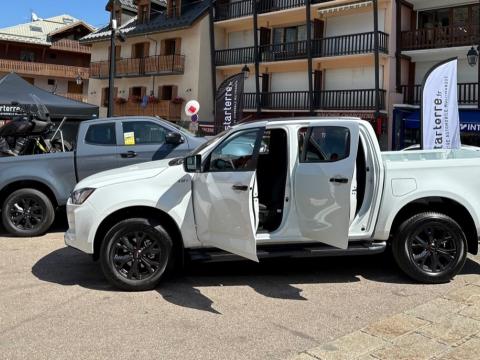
<box><xmin>408</xmin><ymin>223</ymin><xmax>458</xmax><ymax>274</ymax></box>
<box><xmin>1</xmin><ymin>188</ymin><xmax>55</xmax><ymax>237</ymax></box>
<box><xmin>111</xmin><ymin>231</ymin><xmax>164</xmax><ymax>281</ymax></box>
<box><xmin>100</xmin><ymin>218</ymin><xmax>173</xmax><ymax>291</ymax></box>
<box><xmin>393</xmin><ymin>212</ymin><xmax>467</xmax><ymax>284</ymax></box>
<box><xmin>8</xmin><ymin>197</ymin><xmax>45</xmax><ymax>231</ymax></box>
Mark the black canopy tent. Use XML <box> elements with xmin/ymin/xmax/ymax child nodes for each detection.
<box><xmin>0</xmin><ymin>72</ymin><xmax>98</xmax><ymax>120</ymax></box>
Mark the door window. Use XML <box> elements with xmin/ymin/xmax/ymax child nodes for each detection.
<box><xmin>299</xmin><ymin>126</ymin><xmax>350</xmax><ymax>163</ymax></box>
<box><xmin>122</xmin><ymin>121</ymin><xmax>166</xmax><ymax>145</ymax></box>
<box><xmin>207</xmin><ymin>129</ymin><xmax>262</xmax><ymax>172</ymax></box>
<box><xmin>85</xmin><ymin>123</ymin><xmax>116</xmax><ymax>145</ymax></box>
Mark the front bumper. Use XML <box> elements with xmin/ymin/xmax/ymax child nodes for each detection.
<box><xmin>64</xmin><ymin>199</ymin><xmax>97</xmax><ymax>254</ymax></box>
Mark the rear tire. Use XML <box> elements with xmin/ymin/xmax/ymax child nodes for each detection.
<box><xmin>1</xmin><ymin>188</ymin><xmax>55</xmax><ymax>237</ymax></box>
<box><xmin>100</xmin><ymin>218</ymin><xmax>173</xmax><ymax>291</ymax></box>
<box><xmin>392</xmin><ymin>212</ymin><xmax>467</xmax><ymax>284</ymax></box>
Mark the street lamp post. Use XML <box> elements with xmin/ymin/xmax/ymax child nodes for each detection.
<box><xmin>467</xmin><ymin>46</ymin><xmax>480</xmax><ymax>109</ymax></box>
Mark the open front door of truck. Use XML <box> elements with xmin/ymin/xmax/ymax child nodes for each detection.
<box><xmin>192</xmin><ymin>128</ymin><xmax>264</xmax><ymax>262</ymax></box>
<box><xmin>294</xmin><ymin>121</ymin><xmax>359</xmax><ymax>249</ymax></box>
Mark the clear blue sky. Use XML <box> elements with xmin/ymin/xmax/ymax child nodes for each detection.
<box><xmin>0</xmin><ymin>0</ymin><xmax>111</xmax><ymax>29</ymax></box>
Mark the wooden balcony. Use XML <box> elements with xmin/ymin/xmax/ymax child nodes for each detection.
<box><xmin>50</xmin><ymin>39</ymin><xmax>91</xmax><ymax>54</ymax></box>
<box><xmin>401</xmin><ymin>83</ymin><xmax>478</xmax><ymax>105</ymax></box>
<box><xmin>215</xmin><ymin>32</ymin><xmax>389</xmax><ymax>66</ymax></box>
<box><xmin>57</xmin><ymin>93</ymin><xmax>88</xmax><ymax>103</ymax></box>
<box><xmin>0</xmin><ymin>59</ymin><xmax>89</xmax><ymax>79</ymax></box>
<box><xmin>215</xmin><ymin>0</ymin><xmax>329</xmax><ymax>21</ymax></box>
<box><xmin>243</xmin><ymin>89</ymin><xmax>386</xmax><ymax>111</ymax></box>
<box><xmin>90</xmin><ymin>55</ymin><xmax>185</xmax><ymax>79</ymax></box>
<box><xmin>401</xmin><ymin>25</ymin><xmax>480</xmax><ymax>51</ymax></box>
<box><xmin>113</xmin><ymin>100</ymin><xmax>182</xmax><ymax>121</ymax></box>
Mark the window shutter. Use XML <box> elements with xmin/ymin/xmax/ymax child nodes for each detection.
<box><xmin>101</xmin><ymin>87</ymin><xmax>107</xmax><ymax>107</ymax></box>
<box><xmin>129</xmin><ymin>87</ymin><xmax>133</xmax><ymax>97</ymax></box>
<box><xmin>115</xmin><ymin>87</ymin><xmax>119</xmax><ymax>98</ymax></box>
<box><xmin>171</xmin><ymin>85</ymin><xmax>178</xmax><ymax>100</ymax></box>
<box><xmin>174</xmin><ymin>38</ymin><xmax>182</xmax><ymax>54</ymax></box>
<box><xmin>158</xmin><ymin>86</ymin><xmax>164</xmax><ymax>100</ymax></box>
<box><xmin>313</xmin><ymin>19</ymin><xmax>324</xmax><ymax>39</ymax></box>
<box><xmin>144</xmin><ymin>42</ymin><xmax>150</xmax><ymax>57</ymax></box>
<box><xmin>160</xmin><ymin>40</ymin><xmax>166</xmax><ymax>55</ymax></box>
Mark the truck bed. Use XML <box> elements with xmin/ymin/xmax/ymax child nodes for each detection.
<box><xmin>381</xmin><ymin>148</ymin><xmax>480</xmax><ymax>162</ymax></box>
<box><xmin>0</xmin><ymin>152</ymin><xmax>76</xmax><ymax>206</ymax></box>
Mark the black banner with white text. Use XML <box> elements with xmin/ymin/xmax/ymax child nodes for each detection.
<box><xmin>214</xmin><ymin>73</ymin><xmax>245</xmax><ymax>133</ymax></box>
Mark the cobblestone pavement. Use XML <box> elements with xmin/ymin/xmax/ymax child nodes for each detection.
<box><xmin>1</xmin><ymin>230</ymin><xmax>479</xmax><ymax>360</ymax></box>
<box><xmin>291</xmin><ymin>279</ymin><xmax>480</xmax><ymax>360</ymax></box>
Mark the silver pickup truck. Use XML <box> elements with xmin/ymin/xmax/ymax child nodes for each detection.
<box><xmin>0</xmin><ymin>116</ymin><xmax>205</xmax><ymax>237</ymax></box>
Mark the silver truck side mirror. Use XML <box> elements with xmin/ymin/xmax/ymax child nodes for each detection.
<box><xmin>184</xmin><ymin>155</ymin><xmax>202</xmax><ymax>173</ymax></box>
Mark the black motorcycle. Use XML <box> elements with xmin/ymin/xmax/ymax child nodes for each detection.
<box><xmin>0</xmin><ymin>96</ymin><xmax>71</xmax><ymax>157</ymax></box>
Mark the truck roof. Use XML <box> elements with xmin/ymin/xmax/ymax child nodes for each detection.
<box><xmin>234</xmin><ymin>116</ymin><xmax>368</xmax><ymax>129</ymax></box>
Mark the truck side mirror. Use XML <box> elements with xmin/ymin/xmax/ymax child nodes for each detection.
<box><xmin>165</xmin><ymin>132</ymin><xmax>184</xmax><ymax>145</ymax></box>
<box><xmin>184</xmin><ymin>154</ymin><xmax>202</xmax><ymax>173</ymax></box>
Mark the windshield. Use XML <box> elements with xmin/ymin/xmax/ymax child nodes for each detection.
<box><xmin>190</xmin><ymin>129</ymin><xmax>231</xmax><ymax>155</ymax></box>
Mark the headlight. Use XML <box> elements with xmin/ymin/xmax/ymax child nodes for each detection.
<box><xmin>70</xmin><ymin>188</ymin><xmax>95</xmax><ymax>205</ymax></box>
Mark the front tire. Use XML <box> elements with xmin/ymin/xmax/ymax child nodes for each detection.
<box><xmin>100</xmin><ymin>218</ymin><xmax>173</xmax><ymax>291</ymax></box>
<box><xmin>1</xmin><ymin>188</ymin><xmax>55</xmax><ymax>237</ymax></box>
<box><xmin>393</xmin><ymin>212</ymin><xmax>467</xmax><ymax>284</ymax></box>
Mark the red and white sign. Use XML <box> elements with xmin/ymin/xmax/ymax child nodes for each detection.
<box><xmin>185</xmin><ymin>100</ymin><xmax>200</xmax><ymax>117</ymax></box>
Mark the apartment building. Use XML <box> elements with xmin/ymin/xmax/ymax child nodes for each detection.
<box><xmin>212</xmin><ymin>0</ymin><xmax>400</xmax><ymax>147</ymax></box>
<box><xmin>81</xmin><ymin>0</ymin><xmax>213</xmax><ymax>123</ymax></box>
<box><xmin>395</xmin><ymin>0</ymin><xmax>480</xmax><ymax>149</ymax></box>
<box><xmin>0</xmin><ymin>15</ymin><xmax>93</xmax><ymax>103</ymax></box>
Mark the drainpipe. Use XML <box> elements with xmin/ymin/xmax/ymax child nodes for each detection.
<box><xmin>145</xmin><ymin>36</ymin><xmax>158</xmax><ymax>96</ymax></box>
<box><xmin>253</xmin><ymin>0</ymin><xmax>261</xmax><ymax>116</ymax></box>
<box><xmin>209</xmin><ymin>0</ymin><xmax>217</xmax><ymax>110</ymax></box>
<box><xmin>306</xmin><ymin>0</ymin><xmax>314</xmax><ymax>115</ymax></box>
<box><xmin>108</xmin><ymin>7</ymin><xmax>117</xmax><ymax>117</ymax></box>
<box><xmin>373</xmin><ymin>0</ymin><xmax>381</xmax><ymax>125</ymax></box>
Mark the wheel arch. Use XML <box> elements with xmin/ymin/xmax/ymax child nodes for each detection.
<box><xmin>93</xmin><ymin>206</ymin><xmax>185</xmax><ymax>263</ymax></box>
<box><xmin>0</xmin><ymin>180</ymin><xmax>58</xmax><ymax>210</ymax></box>
<box><xmin>389</xmin><ymin>197</ymin><xmax>478</xmax><ymax>255</ymax></box>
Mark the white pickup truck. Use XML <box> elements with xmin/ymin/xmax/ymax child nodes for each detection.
<box><xmin>65</xmin><ymin>118</ymin><xmax>480</xmax><ymax>291</ymax></box>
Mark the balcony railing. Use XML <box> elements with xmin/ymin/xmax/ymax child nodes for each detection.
<box><xmin>243</xmin><ymin>89</ymin><xmax>386</xmax><ymax>111</ymax></box>
<box><xmin>57</xmin><ymin>93</ymin><xmax>88</xmax><ymax>103</ymax></box>
<box><xmin>216</xmin><ymin>32</ymin><xmax>389</xmax><ymax>66</ymax></box>
<box><xmin>401</xmin><ymin>83</ymin><xmax>478</xmax><ymax>105</ymax></box>
<box><xmin>0</xmin><ymin>59</ymin><xmax>89</xmax><ymax>79</ymax></box>
<box><xmin>90</xmin><ymin>54</ymin><xmax>185</xmax><ymax>79</ymax></box>
<box><xmin>215</xmin><ymin>0</ymin><xmax>329</xmax><ymax>21</ymax></box>
<box><xmin>401</xmin><ymin>25</ymin><xmax>480</xmax><ymax>51</ymax></box>
<box><xmin>113</xmin><ymin>100</ymin><xmax>182</xmax><ymax>121</ymax></box>
<box><xmin>50</xmin><ymin>39</ymin><xmax>91</xmax><ymax>54</ymax></box>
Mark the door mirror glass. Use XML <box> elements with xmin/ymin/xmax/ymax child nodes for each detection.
<box><xmin>165</xmin><ymin>132</ymin><xmax>184</xmax><ymax>145</ymax></box>
<box><xmin>184</xmin><ymin>154</ymin><xmax>202</xmax><ymax>173</ymax></box>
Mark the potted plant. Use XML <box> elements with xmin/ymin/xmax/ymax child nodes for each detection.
<box><xmin>129</xmin><ymin>95</ymin><xmax>142</xmax><ymax>103</ymax></box>
<box><xmin>114</xmin><ymin>97</ymin><xmax>127</xmax><ymax>105</ymax></box>
<box><xmin>171</xmin><ymin>96</ymin><xmax>185</xmax><ymax>104</ymax></box>
<box><xmin>148</xmin><ymin>95</ymin><xmax>159</xmax><ymax>104</ymax></box>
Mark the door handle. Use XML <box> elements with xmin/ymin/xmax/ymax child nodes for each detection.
<box><xmin>232</xmin><ymin>184</ymin><xmax>249</xmax><ymax>191</ymax></box>
<box><xmin>121</xmin><ymin>151</ymin><xmax>138</xmax><ymax>158</ymax></box>
<box><xmin>330</xmin><ymin>177</ymin><xmax>349</xmax><ymax>184</ymax></box>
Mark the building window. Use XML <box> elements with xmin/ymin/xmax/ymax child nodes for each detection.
<box><xmin>158</xmin><ymin>85</ymin><xmax>177</xmax><ymax>100</ymax></box>
<box><xmin>138</xmin><ymin>5</ymin><xmax>150</xmax><ymax>24</ymax></box>
<box><xmin>419</xmin><ymin>4</ymin><xmax>480</xmax><ymax>29</ymax></box>
<box><xmin>48</xmin><ymin>79</ymin><xmax>56</xmax><ymax>86</ymax></box>
<box><xmin>102</xmin><ymin>87</ymin><xmax>118</xmax><ymax>107</ymax></box>
<box><xmin>68</xmin><ymin>81</ymin><xmax>83</xmax><ymax>94</ymax></box>
<box><xmin>164</xmin><ymin>39</ymin><xmax>177</xmax><ymax>55</ymax></box>
<box><xmin>20</xmin><ymin>51</ymin><xmax>35</xmax><ymax>62</ymax></box>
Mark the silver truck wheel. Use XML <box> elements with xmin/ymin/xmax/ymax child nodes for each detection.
<box><xmin>1</xmin><ymin>188</ymin><xmax>55</xmax><ymax>237</ymax></box>
<box><xmin>393</xmin><ymin>212</ymin><xmax>467</xmax><ymax>284</ymax></box>
<box><xmin>100</xmin><ymin>218</ymin><xmax>173</xmax><ymax>291</ymax></box>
